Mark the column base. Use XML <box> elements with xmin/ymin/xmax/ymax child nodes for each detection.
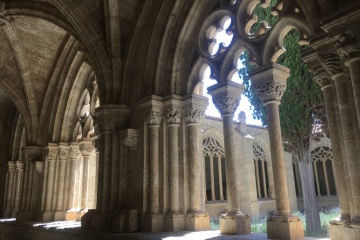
<box><xmin>185</xmin><ymin>213</ymin><xmax>210</xmax><ymax>231</ymax></box>
<box><xmin>91</xmin><ymin>212</ymin><xmax>115</xmax><ymax>231</ymax></box>
<box><xmin>219</xmin><ymin>212</ymin><xmax>251</xmax><ymax>235</ymax></box>
<box><xmin>41</xmin><ymin>211</ymin><xmax>54</xmax><ymax>222</ymax></box>
<box><xmin>143</xmin><ymin>214</ymin><xmax>164</xmax><ymax>232</ymax></box>
<box><xmin>165</xmin><ymin>212</ymin><xmax>185</xmax><ymax>231</ymax></box>
<box><xmin>16</xmin><ymin>211</ymin><xmax>35</xmax><ymax>221</ymax></box>
<box><xmin>81</xmin><ymin>209</ymin><xmax>96</xmax><ymax>229</ymax></box>
<box><xmin>11</xmin><ymin>208</ymin><xmax>20</xmax><ymax>218</ymax></box>
<box><xmin>267</xmin><ymin>215</ymin><xmax>304</xmax><ymax>240</ymax></box>
<box><xmin>344</xmin><ymin>219</ymin><xmax>360</xmax><ymax>239</ymax></box>
<box><xmin>64</xmin><ymin>210</ymin><xmax>77</xmax><ymax>220</ymax></box>
<box><xmin>112</xmin><ymin>210</ymin><xmax>139</xmax><ymax>233</ymax></box>
<box><xmin>329</xmin><ymin>216</ymin><xmax>349</xmax><ymax>240</ymax></box>
<box><xmin>54</xmin><ymin>211</ymin><xmax>66</xmax><ymax>221</ymax></box>
<box><xmin>3</xmin><ymin>208</ymin><xmax>12</xmax><ymax>218</ymax></box>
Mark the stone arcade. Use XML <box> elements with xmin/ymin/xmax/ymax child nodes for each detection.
<box><xmin>0</xmin><ymin>0</ymin><xmax>358</xmax><ymax>239</ymax></box>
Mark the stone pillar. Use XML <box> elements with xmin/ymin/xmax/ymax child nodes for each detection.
<box><xmin>65</xmin><ymin>143</ymin><xmax>80</xmax><ymax>220</ymax></box>
<box><xmin>11</xmin><ymin>161</ymin><xmax>23</xmax><ymax>217</ymax></box>
<box><xmin>332</xmin><ymin>72</ymin><xmax>360</xmax><ymax>217</ymax></box>
<box><xmin>79</xmin><ymin>139</ymin><xmax>94</xmax><ymax>212</ymax></box>
<box><xmin>3</xmin><ymin>161</ymin><xmax>16</xmax><ymax>217</ymax></box>
<box><xmin>89</xmin><ymin>105</ymin><xmax>131</xmax><ymax>231</ymax></box>
<box><xmin>183</xmin><ymin>95</ymin><xmax>210</xmax><ymax>231</ymax></box>
<box><xmin>54</xmin><ymin>143</ymin><xmax>69</xmax><ymax>220</ymax></box>
<box><xmin>312</xmin><ymin>67</ymin><xmax>350</xmax><ymax>218</ymax></box>
<box><xmin>16</xmin><ymin>146</ymin><xmax>42</xmax><ymax>221</ymax></box>
<box><xmin>144</xmin><ymin>109</ymin><xmax>164</xmax><ymax>232</ymax></box>
<box><xmin>164</xmin><ymin>108</ymin><xmax>184</xmax><ymax>231</ymax></box>
<box><xmin>208</xmin><ymin>81</ymin><xmax>251</xmax><ymax>235</ymax></box>
<box><xmin>249</xmin><ymin>63</ymin><xmax>304</xmax><ymax>239</ymax></box>
<box><xmin>336</xmin><ymin>31</ymin><xmax>360</xmax><ymax>130</ymax></box>
<box><xmin>42</xmin><ymin>143</ymin><xmax>58</xmax><ymax>221</ymax></box>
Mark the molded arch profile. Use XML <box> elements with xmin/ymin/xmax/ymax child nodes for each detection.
<box><xmin>262</xmin><ymin>15</ymin><xmax>312</xmax><ymax>64</ymax></box>
<box><xmin>219</xmin><ymin>39</ymin><xmax>260</xmax><ymax>83</ymax></box>
<box><xmin>187</xmin><ymin>58</ymin><xmax>219</xmax><ymax>95</ymax></box>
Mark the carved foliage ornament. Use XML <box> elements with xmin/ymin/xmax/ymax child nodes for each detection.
<box><xmin>214</xmin><ymin>96</ymin><xmax>239</xmax><ymax>115</ymax></box>
<box><xmin>8</xmin><ymin>164</ymin><xmax>16</xmax><ymax>174</ymax></box>
<box><xmin>309</xmin><ymin>66</ymin><xmax>332</xmax><ymax>88</ymax></box>
<box><xmin>319</xmin><ymin>53</ymin><xmax>343</xmax><ymax>77</ymax></box>
<box><xmin>165</xmin><ymin>109</ymin><xmax>182</xmax><ymax>125</ymax></box>
<box><xmin>47</xmin><ymin>149</ymin><xmax>58</xmax><ymax>161</ymax></box>
<box><xmin>184</xmin><ymin>108</ymin><xmax>204</xmax><ymax>124</ymax></box>
<box><xmin>70</xmin><ymin>149</ymin><xmax>81</xmax><ymax>160</ymax></box>
<box><xmin>80</xmin><ymin>144</ymin><xmax>94</xmax><ymax>157</ymax></box>
<box><xmin>145</xmin><ymin>110</ymin><xmax>162</xmax><ymax>126</ymax></box>
<box><xmin>122</xmin><ymin>136</ymin><xmax>138</xmax><ymax>150</ymax></box>
<box><xmin>59</xmin><ymin>149</ymin><xmax>69</xmax><ymax>160</ymax></box>
<box><xmin>335</xmin><ymin>31</ymin><xmax>359</xmax><ymax>62</ymax></box>
<box><xmin>253</xmin><ymin>81</ymin><xmax>286</xmax><ymax>103</ymax></box>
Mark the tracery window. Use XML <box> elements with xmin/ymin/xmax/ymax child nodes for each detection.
<box><xmin>253</xmin><ymin>142</ymin><xmax>270</xmax><ymax>199</ymax></box>
<box><xmin>311</xmin><ymin>146</ymin><xmax>336</xmax><ymax>196</ymax></box>
<box><xmin>203</xmin><ymin>136</ymin><xmax>227</xmax><ymax>202</ymax></box>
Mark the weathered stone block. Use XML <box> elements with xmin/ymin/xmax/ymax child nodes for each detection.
<box><xmin>54</xmin><ymin>211</ymin><xmax>65</xmax><ymax>221</ymax></box>
<box><xmin>81</xmin><ymin>209</ymin><xmax>96</xmax><ymax>229</ymax></box>
<box><xmin>144</xmin><ymin>214</ymin><xmax>164</xmax><ymax>232</ymax></box>
<box><xmin>112</xmin><ymin>210</ymin><xmax>139</xmax><ymax>232</ymax></box>
<box><xmin>267</xmin><ymin>215</ymin><xmax>304</xmax><ymax>240</ymax></box>
<box><xmin>165</xmin><ymin>213</ymin><xmax>185</xmax><ymax>231</ymax></box>
<box><xmin>64</xmin><ymin>211</ymin><xmax>76</xmax><ymax>221</ymax></box>
<box><xmin>344</xmin><ymin>220</ymin><xmax>360</xmax><ymax>240</ymax></box>
<box><xmin>219</xmin><ymin>213</ymin><xmax>251</xmax><ymax>235</ymax></box>
<box><xmin>329</xmin><ymin>217</ymin><xmax>348</xmax><ymax>240</ymax></box>
<box><xmin>185</xmin><ymin>213</ymin><xmax>210</xmax><ymax>231</ymax></box>
<box><xmin>41</xmin><ymin>211</ymin><xmax>54</xmax><ymax>222</ymax></box>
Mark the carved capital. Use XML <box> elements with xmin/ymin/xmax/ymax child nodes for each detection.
<box><xmin>8</xmin><ymin>161</ymin><xmax>16</xmax><ymax>174</ymax></box>
<box><xmin>70</xmin><ymin>148</ymin><xmax>81</xmax><ymax>160</ymax></box>
<box><xmin>15</xmin><ymin>161</ymin><xmax>24</xmax><ymax>173</ymax></box>
<box><xmin>47</xmin><ymin>148</ymin><xmax>58</xmax><ymax>161</ymax></box>
<box><xmin>120</xmin><ymin>129</ymin><xmax>139</xmax><ymax>150</ymax></box>
<box><xmin>23</xmin><ymin>146</ymin><xmax>42</xmax><ymax>164</ymax></box>
<box><xmin>319</xmin><ymin>53</ymin><xmax>343</xmax><ymax>77</ymax></box>
<box><xmin>253</xmin><ymin>81</ymin><xmax>286</xmax><ymax>104</ymax></box>
<box><xmin>184</xmin><ymin>108</ymin><xmax>204</xmax><ymax>124</ymax></box>
<box><xmin>59</xmin><ymin>148</ymin><xmax>69</xmax><ymax>161</ymax></box>
<box><xmin>145</xmin><ymin>110</ymin><xmax>163</xmax><ymax>126</ymax></box>
<box><xmin>93</xmin><ymin>105</ymin><xmax>131</xmax><ymax>134</ymax></box>
<box><xmin>165</xmin><ymin>109</ymin><xmax>182</xmax><ymax>125</ymax></box>
<box><xmin>214</xmin><ymin>96</ymin><xmax>239</xmax><ymax>116</ymax></box>
<box><xmin>309</xmin><ymin>65</ymin><xmax>332</xmax><ymax>89</ymax></box>
<box><xmin>335</xmin><ymin>31</ymin><xmax>360</xmax><ymax>62</ymax></box>
<box><xmin>79</xmin><ymin>141</ymin><xmax>94</xmax><ymax>157</ymax></box>
<box><xmin>35</xmin><ymin>161</ymin><xmax>44</xmax><ymax>174</ymax></box>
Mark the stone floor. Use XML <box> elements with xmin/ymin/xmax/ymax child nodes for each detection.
<box><xmin>0</xmin><ymin>220</ymin><xmax>330</xmax><ymax>240</ymax></box>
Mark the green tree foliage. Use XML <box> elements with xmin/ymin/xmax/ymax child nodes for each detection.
<box><xmin>250</xmin><ymin>0</ymin><xmax>279</xmax><ymax>34</ymax></box>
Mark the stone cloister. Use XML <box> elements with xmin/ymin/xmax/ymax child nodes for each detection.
<box><xmin>0</xmin><ymin>0</ymin><xmax>359</xmax><ymax>239</ymax></box>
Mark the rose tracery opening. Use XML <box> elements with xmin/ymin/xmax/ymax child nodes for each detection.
<box><xmin>207</xmin><ymin>16</ymin><xmax>234</xmax><ymax>56</ymax></box>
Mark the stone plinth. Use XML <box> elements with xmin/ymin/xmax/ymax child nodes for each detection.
<box><xmin>112</xmin><ymin>210</ymin><xmax>139</xmax><ymax>233</ymax></box>
<box><xmin>144</xmin><ymin>214</ymin><xmax>164</xmax><ymax>232</ymax></box>
<box><xmin>91</xmin><ymin>213</ymin><xmax>115</xmax><ymax>231</ymax></box>
<box><xmin>81</xmin><ymin>209</ymin><xmax>96</xmax><ymax>229</ymax></box>
<box><xmin>219</xmin><ymin>213</ymin><xmax>251</xmax><ymax>235</ymax></box>
<box><xmin>329</xmin><ymin>217</ymin><xmax>349</xmax><ymax>240</ymax></box>
<box><xmin>344</xmin><ymin>220</ymin><xmax>360</xmax><ymax>239</ymax></box>
<box><xmin>165</xmin><ymin>213</ymin><xmax>185</xmax><ymax>231</ymax></box>
<box><xmin>41</xmin><ymin>211</ymin><xmax>54</xmax><ymax>222</ymax></box>
<box><xmin>267</xmin><ymin>215</ymin><xmax>304</xmax><ymax>240</ymax></box>
<box><xmin>185</xmin><ymin>213</ymin><xmax>210</xmax><ymax>231</ymax></box>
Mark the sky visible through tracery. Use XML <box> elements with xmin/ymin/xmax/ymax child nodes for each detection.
<box><xmin>204</xmin><ymin>17</ymin><xmax>262</xmax><ymax>126</ymax></box>
<box><xmin>202</xmin><ymin>65</ymin><xmax>262</xmax><ymax>126</ymax></box>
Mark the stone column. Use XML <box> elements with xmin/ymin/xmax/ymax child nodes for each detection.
<box><xmin>3</xmin><ymin>161</ymin><xmax>16</xmax><ymax>218</ymax></box>
<box><xmin>183</xmin><ymin>97</ymin><xmax>210</xmax><ymax>231</ymax></box>
<box><xmin>65</xmin><ymin>143</ymin><xmax>80</xmax><ymax>220</ymax></box>
<box><xmin>54</xmin><ymin>143</ymin><xmax>69</xmax><ymax>220</ymax></box>
<box><xmin>16</xmin><ymin>146</ymin><xmax>42</xmax><ymax>221</ymax></box>
<box><xmin>249</xmin><ymin>63</ymin><xmax>304</xmax><ymax>239</ymax></box>
<box><xmin>164</xmin><ymin>108</ymin><xmax>184</xmax><ymax>231</ymax></box>
<box><xmin>208</xmin><ymin>81</ymin><xmax>251</xmax><ymax>235</ymax></box>
<box><xmin>332</xmin><ymin>71</ymin><xmax>360</xmax><ymax>218</ymax></box>
<box><xmin>88</xmin><ymin>105</ymin><xmax>130</xmax><ymax>231</ymax></box>
<box><xmin>79</xmin><ymin>139</ymin><xmax>94</xmax><ymax>212</ymax></box>
<box><xmin>144</xmin><ymin>109</ymin><xmax>164</xmax><ymax>232</ymax></box>
<box><xmin>11</xmin><ymin>161</ymin><xmax>23</xmax><ymax>217</ymax></box>
<box><xmin>336</xmin><ymin>31</ymin><xmax>360</xmax><ymax>130</ymax></box>
<box><xmin>42</xmin><ymin>143</ymin><xmax>58</xmax><ymax>221</ymax></box>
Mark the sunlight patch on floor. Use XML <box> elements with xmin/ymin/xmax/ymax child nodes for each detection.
<box><xmin>33</xmin><ymin>220</ymin><xmax>81</xmax><ymax>229</ymax></box>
